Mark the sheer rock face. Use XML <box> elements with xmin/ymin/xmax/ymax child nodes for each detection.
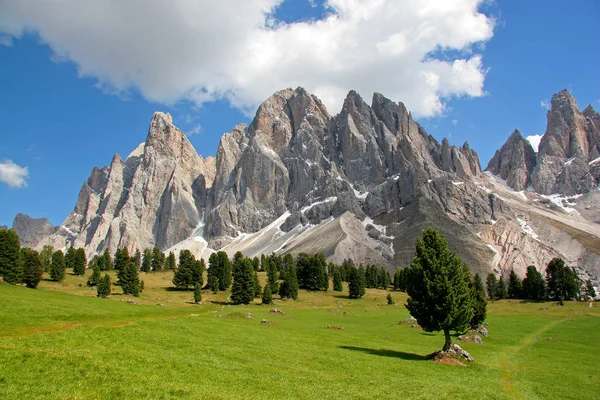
<box><xmin>486</xmin><ymin>130</ymin><xmax>537</xmax><ymax>191</ymax></box>
<box><xmin>11</xmin><ymin>214</ymin><xmax>57</xmax><ymax>248</ymax></box>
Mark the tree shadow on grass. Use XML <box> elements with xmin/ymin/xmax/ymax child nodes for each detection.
<box><xmin>332</xmin><ymin>294</ymin><xmax>351</xmax><ymax>299</ymax></box>
<box><xmin>339</xmin><ymin>346</ymin><xmax>427</xmax><ymax>361</ymax></box>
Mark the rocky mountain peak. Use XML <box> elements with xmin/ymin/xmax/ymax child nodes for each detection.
<box><xmin>485</xmin><ymin>129</ymin><xmax>536</xmax><ymax>191</ymax></box>
<box><xmin>12</xmin><ymin>213</ymin><xmax>57</xmax><ymax>248</ymax></box>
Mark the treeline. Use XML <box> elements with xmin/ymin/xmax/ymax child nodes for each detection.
<box><xmin>484</xmin><ymin>258</ymin><xmax>596</xmax><ymax>303</ymax></box>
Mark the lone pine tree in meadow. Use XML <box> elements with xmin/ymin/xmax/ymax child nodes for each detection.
<box><xmin>332</xmin><ymin>267</ymin><xmax>343</xmax><ymax>292</ymax></box>
<box><xmin>119</xmin><ymin>260</ymin><xmax>143</xmax><ymax>296</ymax></box>
<box><xmin>49</xmin><ymin>250</ymin><xmax>66</xmax><ymax>282</ymax></box>
<box><xmin>405</xmin><ymin>228</ymin><xmax>475</xmax><ymax>353</ymax></box>
<box><xmin>231</xmin><ymin>256</ymin><xmax>255</xmax><ymax>305</ymax></box>
<box><xmin>261</xmin><ymin>283</ymin><xmax>273</xmax><ymax>305</ymax></box>
<box><xmin>97</xmin><ymin>274</ymin><xmax>111</xmax><ymax>298</ymax></box>
<box><xmin>21</xmin><ymin>248</ymin><xmax>43</xmax><ymax>289</ymax></box>
<box><xmin>194</xmin><ymin>282</ymin><xmax>202</xmax><ymax>304</ymax></box>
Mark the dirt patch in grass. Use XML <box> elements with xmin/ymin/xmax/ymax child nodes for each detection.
<box><xmin>434</xmin><ymin>356</ymin><xmax>466</xmax><ymax>367</ymax></box>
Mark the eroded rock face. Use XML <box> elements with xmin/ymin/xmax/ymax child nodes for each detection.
<box><xmin>11</xmin><ymin>214</ymin><xmax>56</xmax><ymax>248</ymax></box>
<box><xmin>486</xmin><ymin>130</ymin><xmax>537</xmax><ymax>191</ymax></box>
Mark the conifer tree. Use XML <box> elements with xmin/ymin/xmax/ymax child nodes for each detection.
<box><xmin>253</xmin><ymin>270</ymin><xmax>262</xmax><ymax>298</ymax></box>
<box><xmin>172</xmin><ymin>249</ymin><xmax>196</xmax><ymax>289</ymax></box>
<box><xmin>0</xmin><ymin>229</ymin><xmax>22</xmax><ymax>284</ymax></box>
<box><xmin>486</xmin><ymin>273</ymin><xmax>498</xmax><ymax>301</ymax></box>
<box><xmin>405</xmin><ymin>228</ymin><xmax>474</xmax><ymax>352</ymax></box>
<box><xmin>40</xmin><ymin>245</ymin><xmax>54</xmax><ymax>272</ymax></box>
<box><xmin>97</xmin><ymin>274</ymin><xmax>111</xmax><ymax>298</ymax></box>
<box><xmin>496</xmin><ymin>275</ymin><xmax>507</xmax><ymax>299</ymax></box>
<box><xmin>49</xmin><ymin>250</ymin><xmax>66</xmax><ymax>282</ymax></box>
<box><xmin>387</xmin><ymin>293</ymin><xmax>395</xmax><ymax>305</ymax></box>
<box><xmin>166</xmin><ymin>251</ymin><xmax>177</xmax><ymax>270</ymax></box>
<box><xmin>333</xmin><ymin>267</ymin><xmax>343</xmax><ymax>292</ymax></box>
<box><xmin>266</xmin><ymin>259</ymin><xmax>279</xmax><ymax>293</ymax></box>
<box><xmin>507</xmin><ymin>268</ymin><xmax>522</xmax><ymax>299</ymax></box>
<box><xmin>279</xmin><ymin>263</ymin><xmax>299</xmax><ymax>300</ymax></box>
<box><xmin>208</xmin><ymin>274</ymin><xmax>219</xmax><ymax>294</ymax></box>
<box><xmin>141</xmin><ymin>248</ymin><xmax>152</xmax><ymax>272</ymax></box>
<box><xmin>114</xmin><ymin>248</ymin><xmax>130</xmax><ymax>271</ymax></box>
<box><xmin>21</xmin><ymin>248</ymin><xmax>43</xmax><ymax>289</ymax></box>
<box><xmin>87</xmin><ymin>265</ymin><xmax>101</xmax><ymax>287</ymax></box>
<box><xmin>262</xmin><ymin>283</ymin><xmax>273</xmax><ymax>305</ymax></box>
<box><xmin>98</xmin><ymin>248</ymin><xmax>114</xmax><ymax>271</ymax></box>
<box><xmin>522</xmin><ymin>265</ymin><xmax>546</xmax><ymax>301</ymax></box>
<box><xmin>119</xmin><ymin>260</ymin><xmax>142</xmax><ymax>296</ymax></box>
<box><xmin>194</xmin><ymin>282</ymin><xmax>202</xmax><ymax>304</ymax></box>
<box><xmin>65</xmin><ymin>246</ymin><xmax>77</xmax><ymax>271</ymax></box>
<box><xmin>73</xmin><ymin>248</ymin><xmax>87</xmax><ymax>276</ymax></box>
<box><xmin>348</xmin><ymin>266</ymin><xmax>366</xmax><ymax>299</ymax></box>
<box><xmin>471</xmin><ymin>273</ymin><xmax>487</xmax><ymax>329</ymax></box>
<box><xmin>545</xmin><ymin>258</ymin><xmax>579</xmax><ymax>301</ymax></box>
<box><xmin>231</xmin><ymin>258</ymin><xmax>255</xmax><ymax>305</ymax></box>
<box><xmin>132</xmin><ymin>249</ymin><xmax>141</xmax><ymax>271</ymax></box>
<box><xmin>152</xmin><ymin>247</ymin><xmax>165</xmax><ymax>272</ymax></box>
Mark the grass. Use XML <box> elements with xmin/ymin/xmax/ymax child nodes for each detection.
<box><xmin>1</xmin><ymin>270</ymin><xmax>599</xmax><ymax>399</ymax></box>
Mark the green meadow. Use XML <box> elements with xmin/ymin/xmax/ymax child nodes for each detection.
<box><xmin>0</xmin><ymin>270</ymin><xmax>598</xmax><ymax>399</ymax></box>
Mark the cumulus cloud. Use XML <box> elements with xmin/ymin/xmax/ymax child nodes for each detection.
<box><xmin>540</xmin><ymin>99</ymin><xmax>551</xmax><ymax>110</ymax></box>
<box><xmin>526</xmin><ymin>134</ymin><xmax>543</xmax><ymax>152</ymax></box>
<box><xmin>0</xmin><ymin>0</ymin><xmax>495</xmax><ymax>117</ymax></box>
<box><xmin>0</xmin><ymin>160</ymin><xmax>29</xmax><ymax>188</ymax></box>
<box><xmin>452</xmin><ymin>119</ymin><xmax>459</xmax><ymax>126</ymax></box>
<box><xmin>187</xmin><ymin>124</ymin><xmax>203</xmax><ymax>136</ymax></box>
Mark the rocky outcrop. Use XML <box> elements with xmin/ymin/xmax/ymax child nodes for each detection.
<box><xmin>486</xmin><ymin>130</ymin><xmax>537</xmax><ymax>191</ymax></box>
<box><xmin>11</xmin><ymin>213</ymin><xmax>57</xmax><ymax>248</ymax></box>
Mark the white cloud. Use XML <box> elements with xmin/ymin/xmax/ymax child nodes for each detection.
<box><xmin>0</xmin><ymin>160</ymin><xmax>29</xmax><ymax>188</ymax></box>
<box><xmin>0</xmin><ymin>0</ymin><xmax>495</xmax><ymax>117</ymax></box>
<box><xmin>308</xmin><ymin>0</ymin><xmax>318</xmax><ymax>7</ymax></box>
<box><xmin>526</xmin><ymin>134</ymin><xmax>543</xmax><ymax>152</ymax></box>
<box><xmin>452</xmin><ymin>119</ymin><xmax>459</xmax><ymax>126</ymax></box>
<box><xmin>540</xmin><ymin>99</ymin><xmax>551</xmax><ymax>110</ymax></box>
<box><xmin>0</xmin><ymin>34</ymin><xmax>12</xmax><ymax>46</ymax></box>
<box><xmin>187</xmin><ymin>124</ymin><xmax>203</xmax><ymax>136</ymax></box>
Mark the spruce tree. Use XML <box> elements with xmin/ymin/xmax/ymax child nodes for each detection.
<box><xmin>348</xmin><ymin>266</ymin><xmax>365</xmax><ymax>299</ymax></box>
<box><xmin>132</xmin><ymin>249</ymin><xmax>141</xmax><ymax>271</ymax></box>
<box><xmin>0</xmin><ymin>229</ymin><xmax>22</xmax><ymax>285</ymax></box>
<box><xmin>266</xmin><ymin>259</ymin><xmax>279</xmax><ymax>294</ymax></box>
<box><xmin>194</xmin><ymin>282</ymin><xmax>202</xmax><ymax>304</ymax></box>
<box><xmin>405</xmin><ymin>228</ymin><xmax>474</xmax><ymax>352</ymax></box>
<box><xmin>166</xmin><ymin>251</ymin><xmax>177</xmax><ymax>270</ymax></box>
<box><xmin>114</xmin><ymin>248</ymin><xmax>130</xmax><ymax>271</ymax></box>
<box><xmin>471</xmin><ymin>273</ymin><xmax>487</xmax><ymax>329</ymax></box>
<box><xmin>151</xmin><ymin>247</ymin><xmax>165</xmax><ymax>272</ymax></box>
<box><xmin>208</xmin><ymin>274</ymin><xmax>219</xmax><ymax>294</ymax></box>
<box><xmin>261</xmin><ymin>283</ymin><xmax>273</xmax><ymax>305</ymax></box>
<box><xmin>73</xmin><ymin>248</ymin><xmax>87</xmax><ymax>276</ymax></box>
<box><xmin>486</xmin><ymin>273</ymin><xmax>498</xmax><ymax>301</ymax></box>
<box><xmin>40</xmin><ymin>245</ymin><xmax>54</xmax><ymax>272</ymax></box>
<box><xmin>141</xmin><ymin>248</ymin><xmax>152</xmax><ymax>272</ymax></box>
<box><xmin>522</xmin><ymin>265</ymin><xmax>546</xmax><ymax>301</ymax></box>
<box><xmin>192</xmin><ymin>258</ymin><xmax>205</xmax><ymax>288</ymax></box>
<box><xmin>119</xmin><ymin>260</ymin><xmax>142</xmax><ymax>296</ymax></box>
<box><xmin>333</xmin><ymin>267</ymin><xmax>343</xmax><ymax>291</ymax></box>
<box><xmin>21</xmin><ymin>248</ymin><xmax>43</xmax><ymax>289</ymax></box>
<box><xmin>97</xmin><ymin>274</ymin><xmax>111</xmax><ymax>298</ymax></box>
<box><xmin>496</xmin><ymin>275</ymin><xmax>507</xmax><ymax>299</ymax></box>
<box><xmin>98</xmin><ymin>248</ymin><xmax>114</xmax><ymax>271</ymax></box>
<box><xmin>65</xmin><ymin>246</ymin><xmax>76</xmax><ymax>271</ymax></box>
<box><xmin>253</xmin><ymin>270</ymin><xmax>262</xmax><ymax>298</ymax></box>
<box><xmin>173</xmin><ymin>249</ymin><xmax>196</xmax><ymax>289</ymax></box>
<box><xmin>49</xmin><ymin>250</ymin><xmax>66</xmax><ymax>282</ymax></box>
<box><xmin>387</xmin><ymin>293</ymin><xmax>395</xmax><ymax>305</ymax></box>
<box><xmin>231</xmin><ymin>258</ymin><xmax>255</xmax><ymax>305</ymax></box>
<box><xmin>279</xmin><ymin>264</ymin><xmax>299</xmax><ymax>300</ymax></box>
<box><xmin>545</xmin><ymin>258</ymin><xmax>579</xmax><ymax>301</ymax></box>
<box><xmin>87</xmin><ymin>265</ymin><xmax>101</xmax><ymax>287</ymax></box>
<box><xmin>507</xmin><ymin>268</ymin><xmax>522</xmax><ymax>299</ymax></box>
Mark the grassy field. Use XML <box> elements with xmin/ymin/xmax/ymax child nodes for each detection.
<box><xmin>0</xmin><ymin>270</ymin><xmax>598</xmax><ymax>399</ymax></box>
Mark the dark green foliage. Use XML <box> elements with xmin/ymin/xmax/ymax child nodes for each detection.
<box><xmin>152</xmin><ymin>247</ymin><xmax>165</xmax><ymax>272</ymax></box>
<box><xmin>49</xmin><ymin>250</ymin><xmax>66</xmax><ymax>282</ymax></box>
<box><xmin>231</xmin><ymin>258</ymin><xmax>255</xmax><ymax>305</ymax></box>
<box><xmin>0</xmin><ymin>229</ymin><xmax>23</xmax><ymax>285</ymax></box>
<box><xmin>132</xmin><ymin>249</ymin><xmax>141</xmax><ymax>271</ymax></box>
<box><xmin>522</xmin><ymin>266</ymin><xmax>546</xmax><ymax>301</ymax></box>
<box><xmin>545</xmin><ymin>258</ymin><xmax>579</xmax><ymax>301</ymax></box>
<box><xmin>73</xmin><ymin>248</ymin><xmax>87</xmax><ymax>276</ymax></box>
<box><xmin>261</xmin><ymin>283</ymin><xmax>273</xmax><ymax>305</ymax></box>
<box><xmin>332</xmin><ymin>267</ymin><xmax>343</xmax><ymax>291</ymax></box>
<box><xmin>21</xmin><ymin>248</ymin><xmax>43</xmax><ymax>289</ymax></box>
<box><xmin>471</xmin><ymin>273</ymin><xmax>487</xmax><ymax>329</ymax></box>
<box><xmin>405</xmin><ymin>228</ymin><xmax>474</xmax><ymax>351</ymax></box>
<box><xmin>296</xmin><ymin>253</ymin><xmax>328</xmax><ymax>291</ymax></box>
<box><xmin>166</xmin><ymin>251</ymin><xmax>177</xmax><ymax>270</ymax></box>
<box><xmin>486</xmin><ymin>273</ymin><xmax>498</xmax><ymax>301</ymax></box>
<box><xmin>496</xmin><ymin>275</ymin><xmax>507</xmax><ymax>299</ymax></box>
<box><xmin>507</xmin><ymin>269</ymin><xmax>522</xmax><ymax>299</ymax></box>
<box><xmin>114</xmin><ymin>248</ymin><xmax>130</xmax><ymax>271</ymax></box>
<box><xmin>253</xmin><ymin>271</ymin><xmax>261</xmax><ymax>298</ymax></box>
<box><xmin>266</xmin><ymin>259</ymin><xmax>279</xmax><ymax>293</ymax></box>
<box><xmin>386</xmin><ymin>293</ymin><xmax>395</xmax><ymax>305</ymax></box>
<box><xmin>252</xmin><ymin>256</ymin><xmax>260</xmax><ymax>271</ymax></box>
<box><xmin>584</xmin><ymin>280</ymin><xmax>596</xmax><ymax>300</ymax></box>
<box><xmin>118</xmin><ymin>261</ymin><xmax>142</xmax><ymax>296</ymax></box>
<box><xmin>379</xmin><ymin>267</ymin><xmax>391</xmax><ymax>289</ymax></box>
<box><xmin>172</xmin><ymin>250</ymin><xmax>204</xmax><ymax>289</ymax></box>
<box><xmin>279</xmin><ymin>264</ymin><xmax>299</xmax><ymax>300</ymax></box>
<box><xmin>208</xmin><ymin>274</ymin><xmax>219</xmax><ymax>294</ymax></box>
<box><xmin>65</xmin><ymin>247</ymin><xmax>76</xmax><ymax>270</ymax></box>
<box><xmin>393</xmin><ymin>268</ymin><xmax>407</xmax><ymax>291</ymax></box>
<box><xmin>87</xmin><ymin>266</ymin><xmax>101</xmax><ymax>287</ymax></box>
<box><xmin>194</xmin><ymin>283</ymin><xmax>202</xmax><ymax>304</ymax></box>
<box><xmin>208</xmin><ymin>251</ymin><xmax>232</xmax><ymax>291</ymax></box>
<box><xmin>365</xmin><ymin>264</ymin><xmax>379</xmax><ymax>288</ymax></box>
<box><xmin>97</xmin><ymin>274</ymin><xmax>111</xmax><ymax>298</ymax></box>
<box><xmin>40</xmin><ymin>245</ymin><xmax>54</xmax><ymax>273</ymax></box>
<box><xmin>141</xmin><ymin>248</ymin><xmax>152</xmax><ymax>272</ymax></box>
<box><xmin>98</xmin><ymin>249</ymin><xmax>114</xmax><ymax>271</ymax></box>
<box><xmin>348</xmin><ymin>266</ymin><xmax>366</xmax><ymax>299</ymax></box>
<box><xmin>339</xmin><ymin>259</ymin><xmax>354</xmax><ymax>282</ymax></box>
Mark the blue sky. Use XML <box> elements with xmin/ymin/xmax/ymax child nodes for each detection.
<box><xmin>0</xmin><ymin>0</ymin><xmax>599</xmax><ymax>227</ymax></box>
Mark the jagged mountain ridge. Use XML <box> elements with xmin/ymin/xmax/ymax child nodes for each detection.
<box><xmin>33</xmin><ymin>88</ymin><xmax>600</xmax><ymax>284</ymax></box>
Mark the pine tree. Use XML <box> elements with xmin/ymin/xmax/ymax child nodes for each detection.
<box><xmin>253</xmin><ymin>271</ymin><xmax>262</xmax><ymax>298</ymax></box>
<box><xmin>333</xmin><ymin>267</ymin><xmax>343</xmax><ymax>291</ymax></box>
<box><xmin>114</xmin><ymin>248</ymin><xmax>130</xmax><ymax>271</ymax></box>
<box><xmin>119</xmin><ymin>260</ymin><xmax>142</xmax><ymax>296</ymax></box>
<box><xmin>87</xmin><ymin>265</ymin><xmax>101</xmax><ymax>287</ymax></box>
<box><xmin>40</xmin><ymin>245</ymin><xmax>54</xmax><ymax>272</ymax></box>
<box><xmin>496</xmin><ymin>275</ymin><xmax>507</xmax><ymax>299</ymax></box>
<box><xmin>405</xmin><ymin>228</ymin><xmax>474</xmax><ymax>352</ymax></box>
<box><xmin>172</xmin><ymin>250</ymin><xmax>197</xmax><ymax>289</ymax></box>
<box><xmin>73</xmin><ymin>248</ymin><xmax>87</xmax><ymax>276</ymax></box>
<box><xmin>132</xmin><ymin>249</ymin><xmax>141</xmax><ymax>271</ymax></box>
<box><xmin>545</xmin><ymin>258</ymin><xmax>579</xmax><ymax>301</ymax></box>
<box><xmin>387</xmin><ymin>293</ymin><xmax>395</xmax><ymax>305</ymax></box>
<box><xmin>266</xmin><ymin>259</ymin><xmax>279</xmax><ymax>294</ymax></box>
<box><xmin>21</xmin><ymin>248</ymin><xmax>43</xmax><ymax>289</ymax></box>
<box><xmin>65</xmin><ymin>246</ymin><xmax>76</xmax><ymax>271</ymax></box>
<box><xmin>166</xmin><ymin>251</ymin><xmax>177</xmax><ymax>270</ymax></box>
<box><xmin>261</xmin><ymin>283</ymin><xmax>273</xmax><ymax>305</ymax></box>
<box><xmin>471</xmin><ymin>273</ymin><xmax>487</xmax><ymax>329</ymax></box>
<box><xmin>98</xmin><ymin>248</ymin><xmax>114</xmax><ymax>271</ymax></box>
<box><xmin>0</xmin><ymin>229</ymin><xmax>22</xmax><ymax>284</ymax></box>
<box><xmin>348</xmin><ymin>266</ymin><xmax>366</xmax><ymax>299</ymax></box>
<box><xmin>194</xmin><ymin>282</ymin><xmax>202</xmax><ymax>304</ymax></box>
<box><xmin>208</xmin><ymin>251</ymin><xmax>232</xmax><ymax>291</ymax></box>
<box><xmin>231</xmin><ymin>258</ymin><xmax>255</xmax><ymax>305</ymax></box>
<box><xmin>486</xmin><ymin>273</ymin><xmax>498</xmax><ymax>301</ymax></box>
<box><xmin>522</xmin><ymin>265</ymin><xmax>546</xmax><ymax>301</ymax></box>
<box><xmin>507</xmin><ymin>268</ymin><xmax>522</xmax><ymax>299</ymax></box>
<box><xmin>584</xmin><ymin>280</ymin><xmax>596</xmax><ymax>300</ymax></box>
<box><xmin>192</xmin><ymin>258</ymin><xmax>205</xmax><ymax>288</ymax></box>
<box><xmin>279</xmin><ymin>264</ymin><xmax>299</xmax><ymax>300</ymax></box>
<box><xmin>151</xmin><ymin>247</ymin><xmax>165</xmax><ymax>272</ymax></box>
<box><xmin>141</xmin><ymin>248</ymin><xmax>152</xmax><ymax>272</ymax></box>
<box><xmin>97</xmin><ymin>274</ymin><xmax>111</xmax><ymax>298</ymax></box>
<box><xmin>208</xmin><ymin>274</ymin><xmax>219</xmax><ymax>294</ymax></box>
<box><xmin>49</xmin><ymin>250</ymin><xmax>66</xmax><ymax>282</ymax></box>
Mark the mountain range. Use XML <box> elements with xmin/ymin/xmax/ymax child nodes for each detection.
<box><xmin>6</xmin><ymin>88</ymin><xmax>600</xmax><ymax>285</ymax></box>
